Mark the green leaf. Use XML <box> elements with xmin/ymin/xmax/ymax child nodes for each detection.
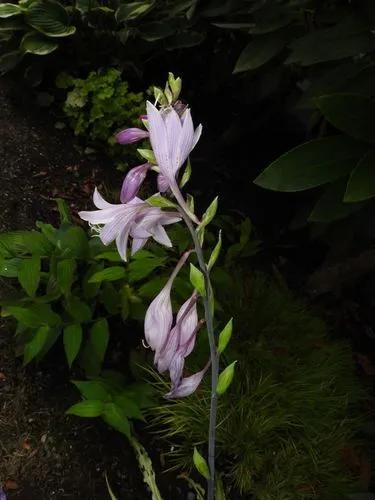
<box><xmin>146</xmin><ymin>194</ymin><xmax>176</xmax><ymax>208</ymax></box>
<box><xmin>82</xmin><ymin>318</ymin><xmax>109</xmax><ymax>376</ymax></box>
<box><xmin>254</xmin><ymin>136</ymin><xmax>366</xmax><ymax>192</ymax></box>
<box><xmin>55</xmin><ymin>198</ymin><xmax>72</xmax><ymax>223</ymax></box>
<box><xmin>345</xmin><ymin>151</ymin><xmax>375</xmax><ymax>202</ymax></box>
<box><xmin>233</xmin><ymin>35</ymin><xmax>285</xmax><ymax>73</ymax></box>
<box><xmin>113</xmin><ymin>393</ymin><xmax>144</xmax><ymax>420</ymax></box>
<box><xmin>63</xmin><ymin>324</ymin><xmax>82</xmax><ymax>368</ymax></box>
<box><xmin>0</xmin><ymin>257</ymin><xmax>22</xmax><ymax>277</ymax></box>
<box><xmin>72</xmin><ymin>380</ymin><xmax>110</xmax><ymax>401</ymax></box>
<box><xmin>115</xmin><ymin>0</ymin><xmax>154</xmax><ymax>22</ymax></box>
<box><xmin>216</xmin><ymin>361</ymin><xmax>237</xmax><ymax>395</ymax></box>
<box><xmin>56</xmin><ymin>226</ymin><xmax>88</xmax><ymax>258</ymax></box>
<box><xmin>94</xmin><ymin>251</ymin><xmax>123</xmax><ymax>262</ymax></box>
<box><xmin>66</xmin><ymin>399</ymin><xmax>104</xmax><ymax>417</ymax></box>
<box><xmin>208</xmin><ymin>231</ymin><xmax>222</xmax><ymax>270</ymax></box>
<box><xmin>140</xmin><ymin>21</ymin><xmax>175</xmax><ymax>41</ymax></box>
<box><xmin>0</xmin><ymin>4</ymin><xmax>22</xmax><ymax>18</ymax></box>
<box><xmin>217</xmin><ymin>318</ymin><xmax>233</xmax><ymax>355</ymax></box>
<box><xmin>18</xmin><ymin>256</ymin><xmax>40</xmax><ymax>296</ymax></box>
<box><xmin>128</xmin><ymin>256</ymin><xmax>166</xmax><ymax>282</ymax></box>
<box><xmin>317</xmin><ymin>94</ymin><xmax>375</xmax><ymax>144</ymax></box>
<box><xmin>88</xmin><ymin>266</ymin><xmax>126</xmax><ymax>283</ymax></box>
<box><xmin>56</xmin><ymin>258</ymin><xmax>76</xmax><ymax>295</ymax></box>
<box><xmin>199</xmin><ymin>197</ymin><xmax>218</xmax><ymax>230</ymax></box>
<box><xmin>0</xmin><ymin>50</ymin><xmax>23</xmax><ymax>75</ymax></box>
<box><xmin>26</xmin><ymin>0</ymin><xmax>76</xmax><ymax>37</ymax></box>
<box><xmin>24</xmin><ymin>325</ymin><xmax>50</xmax><ymax>364</ymax></box>
<box><xmin>137</xmin><ymin>148</ymin><xmax>156</xmax><ymax>164</ymax></box>
<box><xmin>180</xmin><ymin>158</ymin><xmax>192</xmax><ymax>189</ymax></box>
<box><xmin>309</xmin><ymin>179</ymin><xmax>363</xmax><ymax>223</ymax></box>
<box><xmin>167</xmin><ymin>31</ymin><xmax>205</xmax><ymax>50</ymax></box>
<box><xmin>193</xmin><ymin>447</ymin><xmax>210</xmax><ymax>480</ymax></box>
<box><xmin>65</xmin><ymin>296</ymin><xmax>92</xmax><ymax>322</ymax></box>
<box><xmin>101</xmin><ymin>282</ymin><xmax>121</xmax><ymax>314</ymax></box>
<box><xmin>102</xmin><ymin>402</ymin><xmax>131</xmax><ymax>437</ymax></box>
<box><xmin>190</xmin><ymin>263</ymin><xmax>205</xmax><ymax>296</ymax></box>
<box><xmin>2</xmin><ymin>304</ymin><xmax>60</xmax><ymax>327</ymax></box>
<box><xmin>20</xmin><ymin>31</ymin><xmax>58</xmax><ymax>55</ymax></box>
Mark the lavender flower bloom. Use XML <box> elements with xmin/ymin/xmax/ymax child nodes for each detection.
<box><xmin>0</xmin><ymin>488</ymin><xmax>6</xmax><ymax>500</ymax></box>
<box><xmin>146</xmin><ymin>101</ymin><xmax>202</xmax><ymax>187</ymax></box>
<box><xmin>165</xmin><ymin>363</ymin><xmax>209</xmax><ymax>399</ymax></box>
<box><xmin>144</xmin><ymin>251</ymin><xmax>190</xmax><ymax>354</ymax></box>
<box><xmin>157</xmin><ymin>173</ymin><xmax>169</xmax><ymax>193</ymax></box>
<box><xmin>79</xmin><ymin>189</ymin><xmax>180</xmax><ymax>260</ymax></box>
<box><xmin>116</xmin><ymin>127</ymin><xmax>149</xmax><ymax>144</ymax></box>
<box><xmin>120</xmin><ymin>163</ymin><xmax>151</xmax><ymax>203</ymax></box>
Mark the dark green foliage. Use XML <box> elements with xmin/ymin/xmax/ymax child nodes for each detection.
<box><xmin>150</xmin><ymin>273</ymin><xmax>364</xmax><ymax>498</ymax></box>
<box><xmin>57</xmin><ymin>68</ymin><xmax>145</xmax><ymax>168</ymax></box>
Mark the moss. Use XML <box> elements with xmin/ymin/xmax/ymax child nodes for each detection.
<box><xmin>150</xmin><ymin>273</ymin><xmax>365</xmax><ymax>499</ymax></box>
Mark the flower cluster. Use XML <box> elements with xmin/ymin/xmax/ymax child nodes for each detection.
<box><xmin>79</xmin><ymin>90</ymin><xmax>207</xmax><ymax>397</ymax></box>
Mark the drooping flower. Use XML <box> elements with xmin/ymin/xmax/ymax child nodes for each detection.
<box><xmin>116</xmin><ymin>127</ymin><xmax>149</xmax><ymax>144</ymax></box>
<box><xmin>165</xmin><ymin>363</ymin><xmax>210</xmax><ymax>399</ymax></box>
<box><xmin>146</xmin><ymin>101</ymin><xmax>202</xmax><ymax>188</ymax></box>
<box><xmin>144</xmin><ymin>251</ymin><xmax>190</xmax><ymax>354</ymax></box>
<box><xmin>79</xmin><ymin>188</ymin><xmax>181</xmax><ymax>260</ymax></box>
<box><xmin>120</xmin><ymin>163</ymin><xmax>151</xmax><ymax>203</ymax></box>
<box><xmin>155</xmin><ymin>292</ymin><xmax>198</xmax><ymax>374</ymax></box>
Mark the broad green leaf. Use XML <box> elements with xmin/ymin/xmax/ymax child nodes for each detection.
<box><xmin>0</xmin><ymin>257</ymin><xmax>22</xmax><ymax>277</ymax></box>
<box><xmin>193</xmin><ymin>447</ymin><xmax>210</xmax><ymax>480</ymax></box>
<box><xmin>63</xmin><ymin>324</ymin><xmax>82</xmax><ymax>368</ymax></box>
<box><xmin>101</xmin><ymin>282</ymin><xmax>121</xmax><ymax>314</ymax></box>
<box><xmin>56</xmin><ymin>226</ymin><xmax>88</xmax><ymax>258</ymax></box>
<box><xmin>0</xmin><ymin>17</ymin><xmax>24</xmax><ymax>30</ymax></box>
<box><xmin>75</xmin><ymin>0</ymin><xmax>99</xmax><ymax>14</ymax></box>
<box><xmin>65</xmin><ymin>296</ymin><xmax>92</xmax><ymax>322</ymax></box>
<box><xmin>66</xmin><ymin>399</ymin><xmax>104</xmax><ymax>417</ymax></box>
<box><xmin>286</xmin><ymin>30</ymin><xmax>375</xmax><ymax>66</ymax></box>
<box><xmin>309</xmin><ymin>179</ymin><xmax>364</xmax><ymax>222</ymax></box>
<box><xmin>88</xmin><ymin>266</ymin><xmax>126</xmax><ymax>283</ymax></box>
<box><xmin>167</xmin><ymin>31</ymin><xmax>205</xmax><ymax>50</ymax></box>
<box><xmin>317</xmin><ymin>94</ymin><xmax>375</xmax><ymax>144</ymax></box>
<box><xmin>254</xmin><ymin>136</ymin><xmax>366</xmax><ymax>192</ymax></box>
<box><xmin>216</xmin><ymin>361</ymin><xmax>237</xmax><ymax>395</ymax></box>
<box><xmin>0</xmin><ymin>50</ymin><xmax>23</xmax><ymax>75</ymax></box>
<box><xmin>20</xmin><ymin>31</ymin><xmax>58</xmax><ymax>55</ymax></box>
<box><xmin>94</xmin><ymin>251</ymin><xmax>123</xmax><ymax>262</ymax></box>
<box><xmin>138</xmin><ymin>276</ymin><xmax>167</xmax><ymax>299</ymax></box>
<box><xmin>217</xmin><ymin>318</ymin><xmax>233</xmax><ymax>354</ymax></box>
<box><xmin>82</xmin><ymin>262</ymin><xmax>104</xmax><ymax>299</ymax></box>
<box><xmin>345</xmin><ymin>151</ymin><xmax>375</xmax><ymax>202</ymax></box>
<box><xmin>24</xmin><ymin>325</ymin><xmax>50</xmax><ymax>364</ymax></box>
<box><xmin>26</xmin><ymin>0</ymin><xmax>76</xmax><ymax>37</ymax></box>
<box><xmin>2</xmin><ymin>304</ymin><xmax>60</xmax><ymax>327</ymax></box>
<box><xmin>0</xmin><ymin>3</ymin><xmax>22</xmax><ymax>18</ymax></box>
<box><xmin>57</xmin><ymin>258</ymin><xmax>76</xmax><ymax>295</ymax></box>
<box><xmin>73</xmin><ymin>380</ymin><xmax>110</xmax><ymax>400</ymax></box>
<box><xmin>82</xmin><ymin>318</ymin><xmax>109</xmax><ymax>376</ymax></box>
<box><xmin>102</xmin><ymin>402</ymin><xmax>131</xmax><ymax>437</ymax></box>
<box><xmin>208</xmin><ymin>231</ymin><xmax>222</xmax><ymax>270</ymax></box>
<box><xmin>128</xmin><ymin>256</ymin><xmax>166</xmax><ymax>282</ymax></box>
<box><xmin>35</xmin><ymin>326</ymin><xmax>60</xmax><ymax>361</ymax></box>
<box><xmin>18</xmin><ymin>256</ymin><xmax>40</xmax><ymax>296</ymax></box>
<box><xmin>190</xmin><ymin>263</ymin><xmax>205</xmax><ymax>296</ymax></box>
<box><xmin>114</xmin><ymin>393</ymin><xmax>144</xmax><ymax>420</ymax></box>
<box><xmin>233</xmin><ymin>35</ymin><xmax>285</xmax><ymax>73</ymax></box>
<box><xmin>115</xmin><ymin>0</ymin><xmax>154</xmax><ymax>22</ymax></box>
<box><xmin>140</xmin><ymin>21</ymin><xmax>175</xmax><ymax>41</ymax></box>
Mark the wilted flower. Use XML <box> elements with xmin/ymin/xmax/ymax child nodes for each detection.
<box><xmin>116</xmin><ymin>127</ymin><xmax>149</xmax><ymax>144</ymax></box>
<box><xmin>146</xmin><ymin>101</ymin><xmax>202</xmax><ymax>187</ymax></box>
<box><xmin>165</xmin><ymin>363</ymin><xmax>209</xmax><ymax>399</ymax></box>
<box><xmin>120</xmin><ymin>163</ymin><xmax>151</xmax><ymax>203</ymax></box>
<box><xmin>79</xmin><ymin>189</ymin><xmax>180</xmax><ymax>260</ymax></box>
<box><xmin>144</xmin><ymin>251</ymin><xmax>190</xmax><ymax>353</ymax></box>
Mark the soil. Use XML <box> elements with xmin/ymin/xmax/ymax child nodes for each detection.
<box><xmin>0</xmin><ymin>77</ymin><xmax>191</xmax><ymax>500</ymax></box>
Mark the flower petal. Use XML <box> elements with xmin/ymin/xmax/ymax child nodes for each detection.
<box><xmin>116</xmin><ymin>127</ymin><xmax>149</xmax><ymax>144</ymax></box>
<box><xmin>157</xmin><ymin>173</ymin><xmax>170</xmax><ymax>193</ymax></box>
<box><xmin>120</xmin><ymin>163</ymin><xmax>150</xmax><ymax>203</ymax></box>
<box><xmin>164</xmin><ymin>364</ymin><xmax>209</xmax><ymax>399</ymax></box>
<box><xmin>150</xmin><ymin>224</ymin><xmax>172</xmax><ymax>247</ymax></box>
<box><xmin>146</xmin><ymin>101</ymin><xmax>171</xmax><ymax>177</ymax></box>
<box><xmin>144</xmin><ymin>283</ymin><xmax>173</xmax><ymax>352</ymax></box>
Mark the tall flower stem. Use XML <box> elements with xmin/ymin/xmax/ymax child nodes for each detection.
<box><xmin>178</xmin><ymin>207</ymin><xmax>219</xmax><ymax>500</ymax></box>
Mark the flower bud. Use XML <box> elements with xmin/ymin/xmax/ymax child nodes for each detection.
<box><xmin>120</xmin><ymin>163</ymin><xmax>150</xmax><ymax>203</ymax></box>
<box><xmin>116</xmin><ymin>127</ymin><xmax>149</xmax><ymax>145</ymax></box>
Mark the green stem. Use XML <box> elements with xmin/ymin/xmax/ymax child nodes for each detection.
<box><xmin>178</xmin><ymin>208</ymin><xmax>218</xmax><ymax>500</ymax></box>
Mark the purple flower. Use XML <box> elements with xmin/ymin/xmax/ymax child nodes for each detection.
<box><xmin>0</xmin><ymin>487</ymin><xmax>6</xmax><ymax>500</ymax></box>
<box><xmin>146</xmin><ymin>101</ymin><xmax>202</xmax><ymax>185</ymax></box>
<box><xmin>157</xmin><ymin>173</ymin><xmax>169</xmax><ymax>193</ymax></box>
<box><xmin>121</xmin><ymin>163</ymin><xmax>151</xmax><ymax>203</ymax></box>
<box><xmin>79</xmin><ymin>189</ymin><xmax>181</xmax><ymax>260</ymax></box>
<box><xmin>144</xmin><ymin>251</ymin><xmax>190</xmax><ymax>353</ymax></box>
<box><xmin>116</xmin><ymin>127</ymin><xmax>149</xmax><ymax>145</ymax></box>
<box><xmin>165</xmin><ymin>363</ymin><xmax>209</xmax><ymax>399</ymax></box>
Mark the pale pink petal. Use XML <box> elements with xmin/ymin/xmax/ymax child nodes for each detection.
<box><xmin>165</xmin><ymin>365</ymin><xmax>208</xmax><ymax>399</ymax></box>
<box><xmin>120</xmin><ymin>163</ymin><xmax>150</xmax><ymax>203</ymax></box>
<box><xmin>131</xmin><ymin>237</ymin><xmax>148</xmax><ymax>255</ymax></box>
<box><xmin>146</xmin><ymin>101</ymin><xmax>171</xmax><ymax>177</ymax></box>
<box><xmin>144</xmin><ymin>283</ymin><xmax>173</xmax><ymax>352</ymax></box>
<box><xmin>78</xmin><ymin>207</ymin><xmax>124</xmax><ymax>224</ymax></box>
<box><xmin>116</xmin><ymin>128</ymin><xmax>149</xmax><ymax>145</ymax></box>
<box><xmin>116</xmin><ymin>226</ymin><xmax>130</xmax><ymax>261</ymax></box>
<box><xmin>192</xmin><ymin>124</ymin><xmax>203</xmax><ymax>149</ymax></box>
<box><xmin>157</xmin><ymin>173</ymin><xmax>170</xmax><ymax>193</ymax></box>
<box><xmin>165</xmin><ymin>107</ymin><xmax>182</xmax><ymax>171</ymax></box>
<box><xmin>150</xmin><ymin>224</ymin><xmax>172</xmax><ymax>247</ymax></box>
<box><xmin>176</xmin><ymin>108</ymin><xmax>194</xmax><ymax>174</ymax></box>
<box><xmin>93</xmin><ymin>188</ymin><xmax>116</xmax><ymax>209</ymax></box>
